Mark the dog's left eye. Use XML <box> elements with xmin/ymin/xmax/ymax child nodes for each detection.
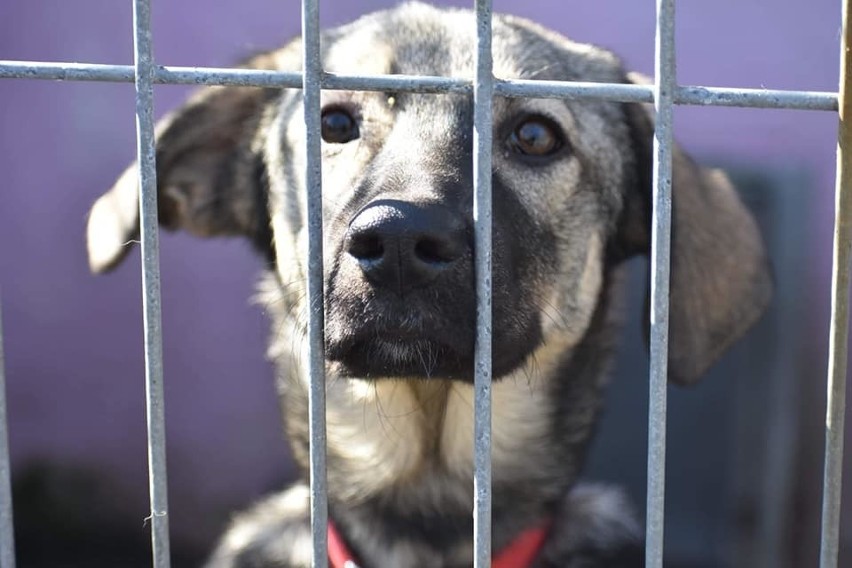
<box><xmin>321</xmin><ymin>108</ymin><xmax>360</xmax><ymax>144</ymax></box>
<box><xmin>507</xmin><ymin>116</ymin><xmax>564</xmax><ymax>158</ymax></box>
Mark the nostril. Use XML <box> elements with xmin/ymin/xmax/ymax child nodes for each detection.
<box><xmin>414</xmin><ymin>238</ymin><xmax>457</xmax><ymax>265</ymax></box>
<box><xmin>348</xmin><ymin>233</ymin><xmax>384</xmax><ymax>261</ymax></box>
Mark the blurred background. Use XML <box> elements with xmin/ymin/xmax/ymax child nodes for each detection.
<box><xmin>0</xmin><ymin>0</ymin><xmax>843</xmax><ymax>566</ymax></box>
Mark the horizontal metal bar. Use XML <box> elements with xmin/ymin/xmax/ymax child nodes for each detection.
<box><xmin>496</xmin><ymin>79</ymin><xmax>652</xmax><ymax>102</ymax></box>
<box><xmin>0</xmin><ymin>61</ymin><xmax>464</xmax><ymax>91</ymax></box>
<box><xmin>677</xmin><ymin>85</ymin><xmax>837</xmax><ymax>110</ymax></box>
<box><xmin>322</xmin><ymin>72</ymin><xmax>470</xmax><ymax>94</ymax></box>
<box><xmin>0</xmin><ymin>60</ymin><xmax>838</xmax><ymax>111</ymax></box>
<box><xmin>0</xmin><ymin>61</ymin><xmax>137</xmax><ymax>82</ymax></box>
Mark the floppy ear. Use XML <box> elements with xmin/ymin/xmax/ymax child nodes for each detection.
<box><xmin>618</xmin><ymin>75</ymin><xmax>773</xmax><ymax>385</ymax></box>
<box><xmin>86</xmin><ymin>47</ymin><xmax>298</xmax><ymax>273</ymax></box>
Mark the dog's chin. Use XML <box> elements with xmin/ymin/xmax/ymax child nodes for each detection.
<box><xmin>326</xmin><ymin>333</ymin><xmax>535</xmax><ymax>382</ymax></box>
<box><xmin>328</xmin><ymin>336</ymin><xmax>464</xmax><ymax>380</ymax></box>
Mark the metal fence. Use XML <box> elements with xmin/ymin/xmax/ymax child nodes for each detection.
<box><xmin>0</xmin><ymin>0</ymin><xmax>849</xmax><ymax>567</ymax></box>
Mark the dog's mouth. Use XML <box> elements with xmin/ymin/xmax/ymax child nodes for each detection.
<box><xmin>324</xmin><ymin>314</ymin><xmax>540</xmax><ymax>381</ymax></box>
<box><xmin>325</xmin><ymin>309</ymin><xmax>473</xmax><ymax>379</ymax></box>
<box><xmin>327</xmin><ymin>331</ymin><xmax>468</xmax><ymax>379</ymax></box>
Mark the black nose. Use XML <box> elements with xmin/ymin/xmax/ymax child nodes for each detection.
<box><xmin>345</xmin><ymin>200</ymin><xmax>467</xmax><ymax>293</ymax></box>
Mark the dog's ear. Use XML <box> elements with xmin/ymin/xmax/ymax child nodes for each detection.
<box><xmin>618</xmin><ymin>73</ymin><xmax>773</xmax><ymax>385</ymax></box>
<box><xmin>86</xmin><ymin>47</ymin><xmax>298</xmax><ymax>273</ymax></box>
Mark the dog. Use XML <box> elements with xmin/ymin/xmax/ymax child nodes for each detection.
<box><xmin>85</xmin><ymin>3</ymin><xmax>772</xmax><ymax>566</ymax></box>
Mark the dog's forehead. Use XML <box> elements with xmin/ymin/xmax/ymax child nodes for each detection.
<box><xmin>322</xmin><ymin>3</ymin><xmax>621</xmax><ymax>83</ymax></box>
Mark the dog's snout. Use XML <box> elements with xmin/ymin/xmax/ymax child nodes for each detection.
<box><xmin>345</xmin><ymin>201</ymin><xmax>466</xmax><ymax>293</ymax></box>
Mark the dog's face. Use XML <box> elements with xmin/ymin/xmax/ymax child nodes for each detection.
<box><xmin>314</xmin><ymin>11</ymin><xmax>632</xmax><ymax>381</ymax></box>
<box><xmin>86</xmin><ymin>2</ymin><xmax>771</xmax><ymax>387</ymax></box>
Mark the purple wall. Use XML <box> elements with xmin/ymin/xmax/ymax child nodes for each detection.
<box><xmin>0</xmin><ymin>0</ymin><xmax>843</xmax><ymax>560</ymax></box>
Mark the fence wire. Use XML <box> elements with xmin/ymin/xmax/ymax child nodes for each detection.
<box><xmin>131</xmin><ymin>0</ymin><xmax>171</xmax><ymax>565</ymax></box>
<box><xmin>645</xmin><ymin>0</ymin><xmax>675</xmax><ymax>565</ymax></box>
<box><xmin>0</xmin><ymin>1</ymin><xmax>850</xmax><ymax>567</ymax></box>
<box><xmin>473</xmin><ymin>0</ymin><xmax>495</xmax><ymax>565</ymax></box>
<box><xmin>819</xmin><ymin>0</ymin><xmax>852</xmax><ymax>566</ymax></box>
<box><xmin>0</xmin><ymin>61</ymin><xmax>839</xmax><ymax>111</ymax></box>
<box><xmin>299</xmin><ymin>0</ymin><xmax>329</xmax><ymax>566</ymax></box>
<box><xmin>0</xmin><ymin>302</ymin><xmax>15</xmax><ymax>568</ymax></box>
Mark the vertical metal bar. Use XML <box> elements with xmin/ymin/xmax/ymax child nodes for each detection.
<box><xmin>0</xmin><ymin>302</ymin><xmax>15</xmax><ymax>568</ymax></box>
<box><xmin>646</xmin><ymin>0</ymin><xmax>675</xmax><ymax>566</ymax></box>
<box><xmin>473</xmin><ymin>1</ymin><xmax>494</xmax><ymax>566</ymax></box>
<box><xmin>132</xmin><ymin>0</ymin><xmax>171</xmax><ymax>566</ymax></box>
<box><xmin>301</xmin><ymin>0</ymin><xmax>328</xmax><ymax>566</ymax></box>
<box><xmin>819</xmin><ymin>0</ymin><xmax>852</xmax><ymax>565</ymax></box>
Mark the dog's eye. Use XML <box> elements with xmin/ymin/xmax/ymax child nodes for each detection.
<box><xmin>321</xmin><ymin>108</ymin><xmax>359</xmax><ymax>144</ymax></box>
<box><xmin>507</xmin><ymin>116</ymin><xmax>564</xmax><ymax>158</ymax></box>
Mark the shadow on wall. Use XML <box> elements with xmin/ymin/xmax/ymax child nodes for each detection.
<box><xmin>584</xmin><ymin>163</ymin><xmax>815</xmax><ymax>568</ymax></box>
<box><xmin>12</xmin><ymin>462</ymin><xmax>205</xmax><ymax>567</ymax></box>
<box><xmin>14</xmin><ymin>460</ymin><xmax>306</xmax><ymax>566</ymax></box>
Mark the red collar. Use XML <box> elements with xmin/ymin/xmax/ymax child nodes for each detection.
<box><xmin>328</xmin><ymin>519</ymin><xmax>550</xmax><ymax>568</ymax></box>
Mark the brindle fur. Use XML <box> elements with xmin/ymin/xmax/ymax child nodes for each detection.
<box><xmin>85</xmin><ymin>3</ymin><xmax>772</xmax><ymax>567</ymax></box>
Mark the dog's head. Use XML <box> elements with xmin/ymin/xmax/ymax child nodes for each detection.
<box><xmin>86</xmin><ymin>2</ymin><xmax>771</xmax><ymax>385</ymax></box>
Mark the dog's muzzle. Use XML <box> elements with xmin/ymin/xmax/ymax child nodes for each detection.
<box><xmin>324</xmin><ymin>199</ymin><xmax>476</xmax><ymax>379</ymax></box>
<box><xmin>324</xmin><ymin>198</ymin><xmax>540</xmax><ymax>381</ymax></box>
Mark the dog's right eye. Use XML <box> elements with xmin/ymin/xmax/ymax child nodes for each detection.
<box><xmin>321</xmin><ymin>108</ymin><xmax>360</xmax><ymax>144</ymax></box>
<box><xmin>507</xmin><ymin>116</ymin><xmax>564</xmax><ymax>159</ymax></box>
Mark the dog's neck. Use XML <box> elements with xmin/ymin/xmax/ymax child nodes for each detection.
<box><xmin>407</xmin><ymin>380</ymin><xmax>453</xmax><ymax>457</ymax></box>
<box><xmin>267</xmin><ymin>268</ymin><xmax>623</xmax><ymax>567</ymax></box>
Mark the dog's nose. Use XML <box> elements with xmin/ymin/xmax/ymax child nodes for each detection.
<box><xmin>345</xmin><ymin>201</ymin><xmax>467</xmax><ymax>293</ymax></box>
